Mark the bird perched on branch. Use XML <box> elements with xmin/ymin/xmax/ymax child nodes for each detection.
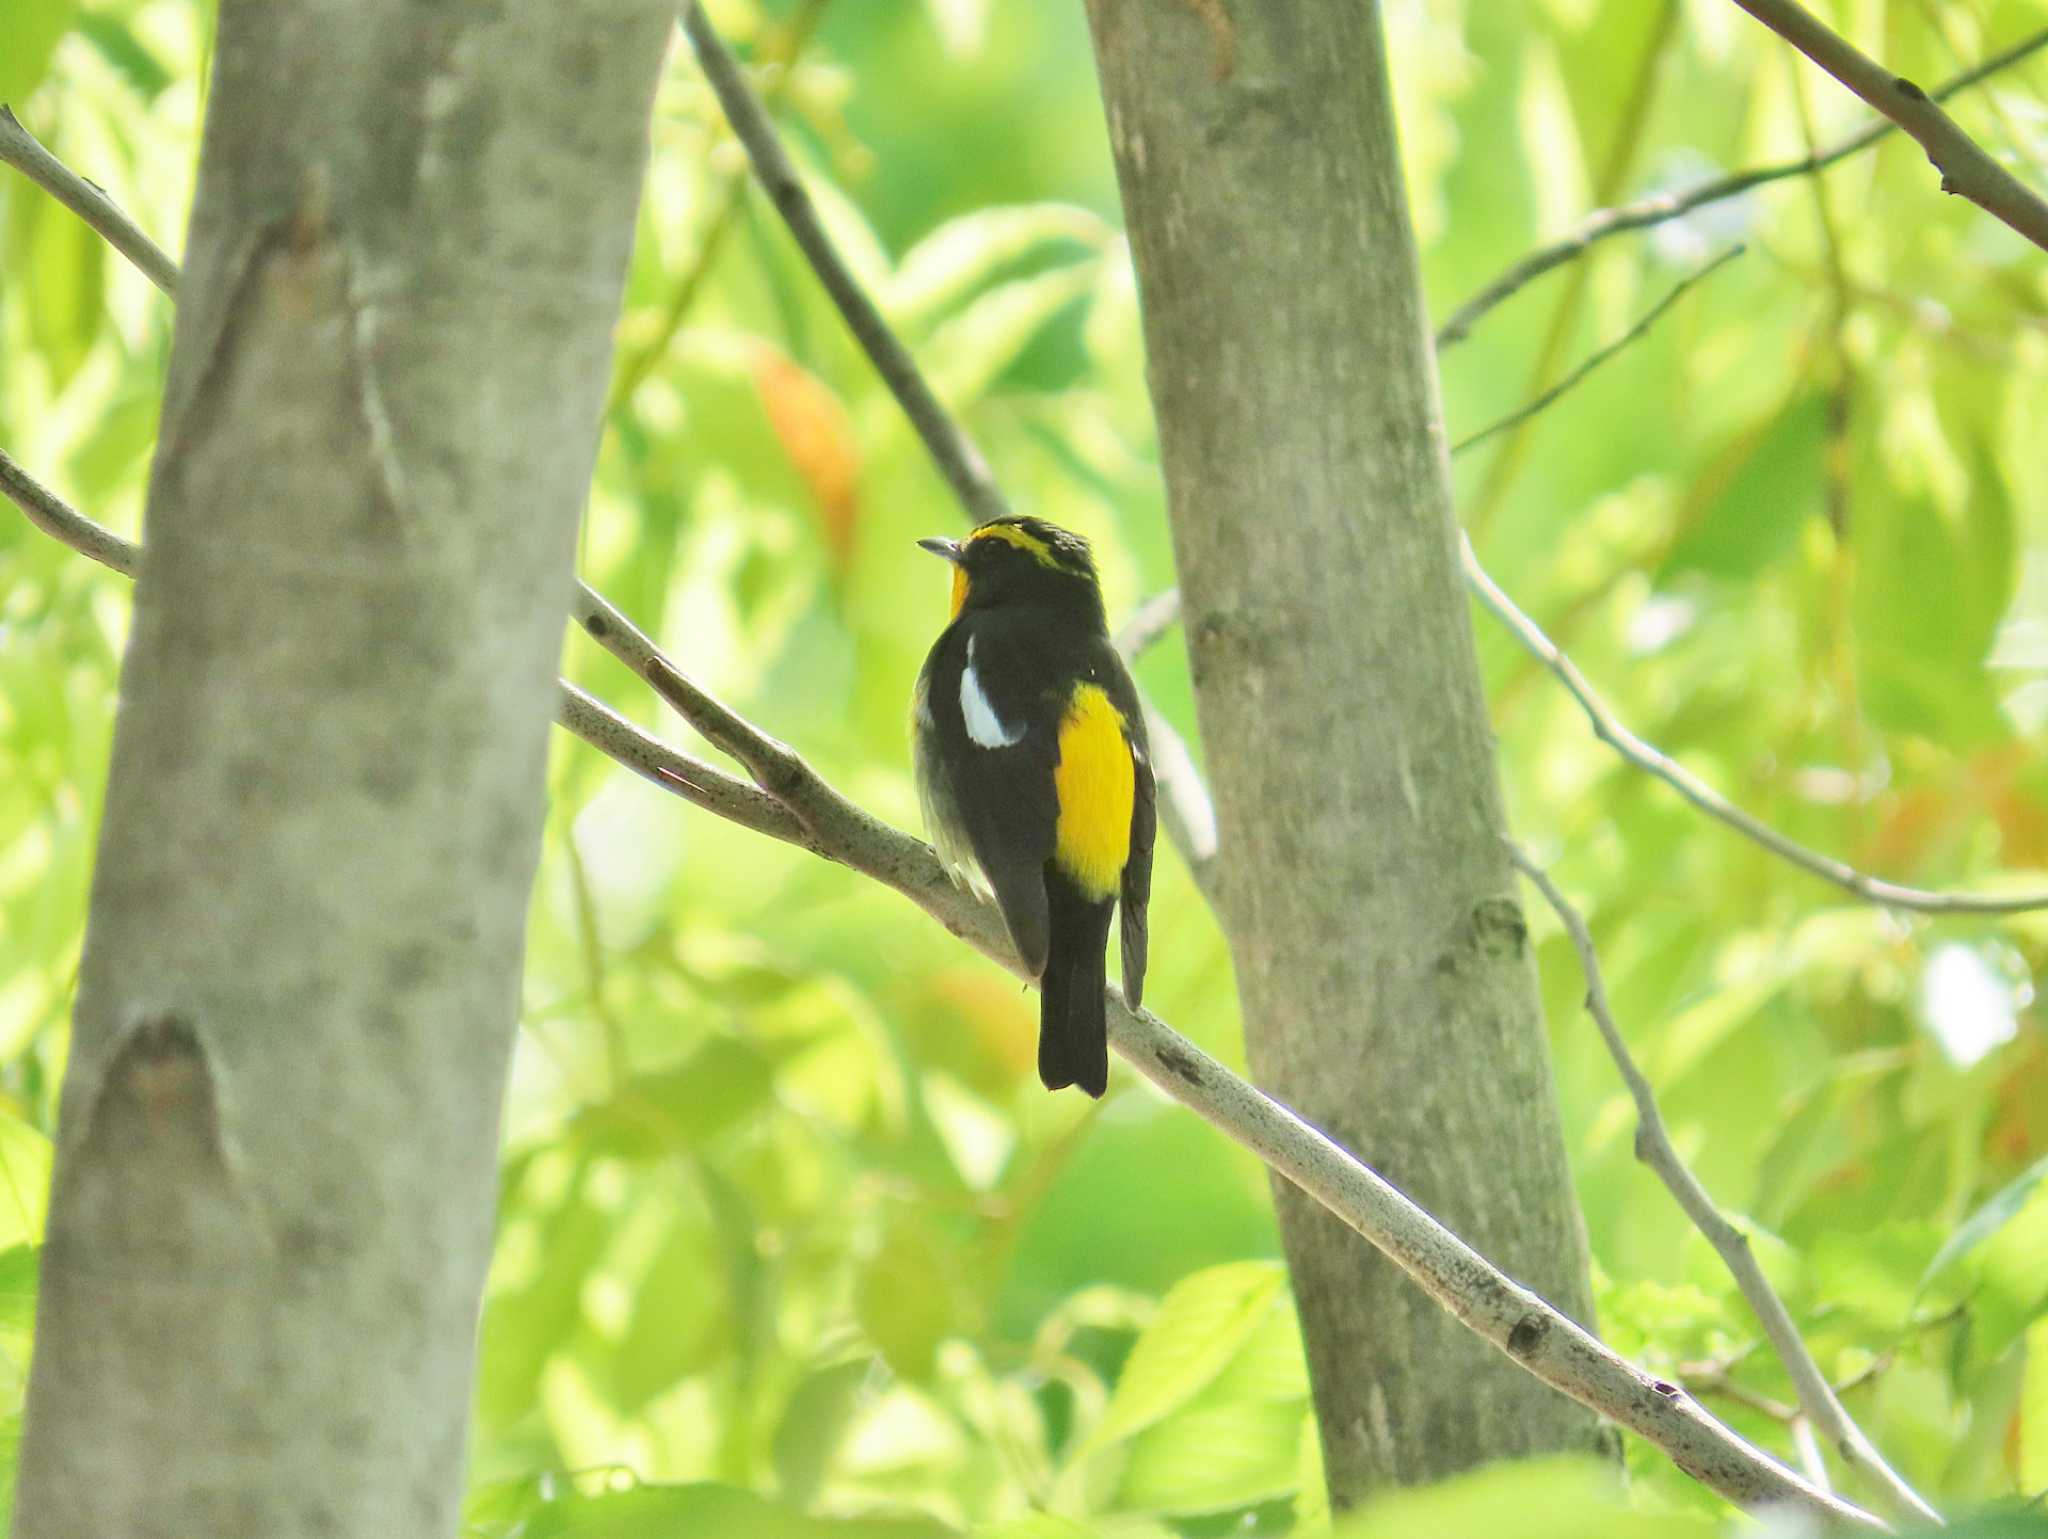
<box><xmin>913</xmin><ymin>517</ymin><xmax>1156</xmax><ymax>1097</ymax></box>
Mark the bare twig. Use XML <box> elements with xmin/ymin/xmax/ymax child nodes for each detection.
<box><xmin>1451</xmin><ymin>245</ymin><xmax>1745</xmax><ymax>457</ymax></box>
<box><xmin>1111</xmin><ymin>589</ymin><xmax>1220</xmax><ymax>901</ymax></box>
<box><xmin>1467</xmin><ymin>540</ymin><xmax>2048</xmax><ymax>914</ymax></box>
<box><xmin>677</xmin><ymin>1</ymin><xmax>1012</xmax><ymax>527</ymax></box>
<box><xmin>1096</xmin><ymin>552</ymin><xmax>2048</xmax><ymax>918</ymax></box>
<box><xmin>1434</xmin><ymin>26</ymin><xmax>2048</xmax><ymax>347</ymax></box>
<box><xmin>3</xmin><ymin>458</ymin><xmax>1882</xmax><ymax>1530</ymax></box>
<box><xmin>0</xmin><ymin>107</ymin><xmax>181</xmax><ymax>297</ymax></box>
<box><xmin>1725</xmin><ymin>0</ymin><xmax>2048</xmax><ymax>250</ymax></box>
<box><xmin>1510</xmin><ymin>847</ymin><xmax>1942</xmax><ymax>1527</ymax></box>
<box><xmin>1791</xmin><ymin>1417</ymin><xmax>1832</xmax><ymax>1495</ymax></box>
<box><xmin>1681</xmin><ymin>1357</ymin><xmax>1799</xmax><ymax>1424</ymax></box>
<box><xmin>0</xmin><ymin>448</ymin><xmax>140</xmax><ymax>577</ymax></box>
<box><xmin>0</xmin><ymin>446</ymin><xmax>804</xmax><ymax>851</ymax></box>
<box><xmin>1113</xmin><ymin>587</ymin><xmax>1183</xmax><ymax>661</ymax></box>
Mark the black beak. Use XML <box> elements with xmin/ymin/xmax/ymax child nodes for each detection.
<box><xmin>917</xmin><ymin>536</ymin><xmax>964</xmax><ymax>563</ymax></box>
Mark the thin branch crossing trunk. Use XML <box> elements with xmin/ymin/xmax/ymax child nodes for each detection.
<box><xmin>11</xmin><ymin>3</ymin><xmax>670</xmax><ymax>1535</ymax></box>
<box><xmin>1083</xmin><ymin>0</ymin><xmax>1609</xmax><ymax>1503</ymax></box>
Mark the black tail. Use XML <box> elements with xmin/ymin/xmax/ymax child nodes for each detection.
<box><xmin>1039</xmin><ymin>876</ymin><xmax>1115</xmax><ymax>1097</ymax></box>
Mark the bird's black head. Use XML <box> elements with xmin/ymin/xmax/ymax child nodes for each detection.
<box><xmin>918</xmin><ymin>517</ymin><xmax>1105</xmax><ymax>628</ymax></box>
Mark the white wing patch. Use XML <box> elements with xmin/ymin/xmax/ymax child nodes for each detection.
<box><xmin>960</xmin><ymin>636</ymin><xmax>1025</xmax><ymax>748</ymax></box>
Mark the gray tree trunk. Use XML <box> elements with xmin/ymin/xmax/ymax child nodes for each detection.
<box><xmin>1083</xmin><ymin>1</ymin><xmax>1609</xmax><ymax>1503</ymax></box>
<box><xmin>12</xmin><ymin>4</ymin><xmax>670</xmax><ymax>1535</ymax></box>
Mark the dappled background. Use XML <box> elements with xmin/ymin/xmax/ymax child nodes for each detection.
<box><xmin>4</xmin><ymin>0</ymin><xmax>2047</xmax><ymax>1532</ymax></box>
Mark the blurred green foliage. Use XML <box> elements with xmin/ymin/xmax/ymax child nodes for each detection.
<box><xmin>5</xmin><ymin>0</ymin><xmax>2048</xmax><ymax>1533</ymax></box>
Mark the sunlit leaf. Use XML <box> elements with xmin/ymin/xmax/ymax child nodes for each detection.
<box><xmin>1113</xmin><ymin>1398</ymin><xmax>1300</xmax><ymax>1515</ymax></box>
<box><xmin>1920</xmin><ymin>1153</ymin><xmax>2048</xmax><ymax>1296</ymax></box>
<box><xmin>856</xmin><ymin>1217</ymin><xmax>957</xmax><ymax>1383</ymax></box>
<box><xmin>1659</xmin><ymin>392</ymin><xmax>1827</xmax><ymax>582</ymax></box>
<box><xmin>518</xmin><ymin>1481</ymin><xmax>957</xmax><ymax>1538</ymax></box>
<box><xmin>0</xmin><ymin>1245</ymin><xmax>36</xmax><ymax>1332</ymax></box>
<box><xmin>0</xmin><ymin>0</ymin><xmax>79</xmax><ymax>103</ymax></box>
<box><xmin>1329</xmin><ymin>1456</ymin><xmax>1718</xmax><ymax>1539</ymax></box>
<box><xmin>1087</xmin><ymin>1261</ymin><xmax>1285</xmax><ymax>1451</ymax></box>
<box><xmin>889</xmin><ymin>203</ymin><xmax>1108</xmax><ymax>328</ymax></box>
<box><xmin>0</xmin><ymin>1119</ymin><xmax>52</xmax><ymax>1249</ymax></box>
<box><xmin>75</xmin><ymin>14</ymin><xmax>173</xmax><ymax>101</ymax></box>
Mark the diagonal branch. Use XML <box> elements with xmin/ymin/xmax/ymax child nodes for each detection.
<box><xmin>1434</xmin><ymin>26</ymin><xmax>2048</xmax><ymax>347</ymax></box>
<box><xmin>1464</xmin><ymin>539</ymin><xmax>2048</xmax><ymax>914</ymax></box>
<box><xmin>677</xmin><ymin>1</ymin><xmax>1012</xmax><ymax>528</ymax></box>
<box><xmin>1725</xmin><ymin>0</ymin><xmax>2048</xmax><ymax>251</ymax></box>
<box><xmin>1450</xmin><ymin>244</ymin><xmax>1745</xmax><ymax>458</ymax></box>
<box><xmin>0</xmin><ymin>107</ymin><xmax>181</xmax><ymax>296</ymax></box>
<box><xmin>1510</xmin><ymin>847</ymin><xmax>1942</xmax><ymax>1527</ymax></box>
<box><xmin>0</xmin><ymin>447</ymin><xmax>805</xmax><ymax>850</ymax></box>
<box><xmin>3</xmin><ymin>453</ymin><xmax>1881</xmax><ymax>1529</ymax></box>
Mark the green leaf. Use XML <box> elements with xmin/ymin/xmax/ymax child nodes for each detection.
<box><xmin>570</xmin><ymin>1037</ymin><xmax>778</xmax><ymax>1161</ymax></box>
<box><xmin>1292</xmin><ymin>1410</ymin><xmax>1327</xmax><ymax>1530</ymax></box>
<box><xmin>0</xmin><ymin>1245</ymin><xmax>37</xmax><ymax>1332</ymax></box>
<box><xmin>1114</xmin><ymin>1398</ymin><xmax>1301</xmax><ymax>1515</ymax></box>
<box><xmin>0</xmin><ymin>1117</ymin><xmax>53</xmax><ymax>1249</ymax></box>
<box><xmin>1919</xmin><ymin>1153</ymin><xmax>2048</xmax><ymax>1296</ymax></box>
<box><xmin>1852</xmin><ymin>452</ymin><xmax>2017</xmax><ymax>745</ymax></box>
<box><xmin>972</xmin><ymin>1519</ymin><xmax>1100</xmax><ymax>1539</ymax></box>
<box><xmin>75</xmin><ymin>14</ymin><xmax>173</xmax><ymax>101</ymax></box>
<box><xmin>520</xmin><ymin>1482</ymin><xmax>957</xmax><ymax>1539</ymax></box>
<box><xmin>20</xmin><ymin>182</ymin><xmax>107</xmax><ymax>389</ymax></box>
<box><xmin>888</xmin><ymin>203</ymin><xmax>1108</xmax><ymax>328</ymax></box>
<box><xmin>855</xmin><ymin>1217</ymin><xmax>956</xmax><ymax>1382</ymax></box>
<box><xmin>921</xmin><ymin>264</ymin><xmax>1098</xmax><ymax>412</ymax></box>
<box><xmin>1660</xmin><ymin>393</ymin><xmax>1827</xmax><ymax>582</ymax></box>
<box><xmin>1087</xmin><ymin>1261</ymin><xmax>1286</xmax><ymax>1451</ymax></box>
<box><xmin>1192</xmin><ymin>1290</ymin><xmax>1308</xmax><ymax>1406</ymax></box>
<box><xmin>0</xmin><ymin>1</ymin><xmax>80</xmax><ymax>103</ymax></box>
<box><xmin>773</xmin><ymin>1359</ymin><xmax>873</xmax><ymax>1508</ymax></box>
<box><xmin>2021</xmin><ymin>1318</ymin><xmax>2048</xmax><ymax>1496</ymax></box>
<box><xmin>1330</xmin><ymin>1456</ymin><xmax>1719</xmax><ymax>1539</ymax></box>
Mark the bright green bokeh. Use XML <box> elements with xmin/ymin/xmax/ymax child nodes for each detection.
<box><xmin>5</xmin><ymin>0</ymin><xmax>2048</xmax><ymax>1533</ymax></box>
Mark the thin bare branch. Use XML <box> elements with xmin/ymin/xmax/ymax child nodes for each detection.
<box><xmin>0</xmin><ymin>448</ymin><xmax>140</xmax><ymax>577</ymax></box>
<box><xmin>1466</xmin><ymin>539</ymin><xmax>2048</xmax><ymax>914</ymax></box>
<box><xmin>1451</xmin><ymin>245</ymin><xmax>1744</xmax><ymax>457</ymax></box>
<box><xmin>1510</xmin><ymin>847</ymin><xmax>1942</xmax><ymax>1527</ymax></box>
<box><xmin>0</xmin><ymin>107</ymin><xmax>179</xmax><ymax>297</ymax></box>
<box><xmin>1112</xmin><ymin>589</ymin><xmax>1220</xmax><ymax>901</ymax></box>
<box><xmin>556</xmin><ymin>683</ymin><xmax>805</xmax><ymax>847</ymax></box>
<box><xmin>607</xmin><ymin>0</ymin><xmax>832</xmax><ymax>413</ymax></box>
<box><xmin>1726</xmin><ymin>0</ymin><xmax>2048</xmax><ymax>250</ymax></box>
<box><xmin>1434</xmin><ymin>26</ymin><xmax>2048</xmax><ymax>347</ymax></box>
<box><xmin>5</xmin><ymin>459</ymin><xmax>1881</xmax><ymax>1530</ymax></box>
<box><xmin>1098</xmin><ymin>551</ymin><xmax>2048</xmax><ymax>917</ymax></box>
<box><xmin>678</xmin><ymin>1</ymin><xmax>1011</xmax><ymax>526</ymax></box>
<box><xmin>1113</xmin><ymin>586</ymin><xmax>1183</xmax><ymax>661</ymax></box>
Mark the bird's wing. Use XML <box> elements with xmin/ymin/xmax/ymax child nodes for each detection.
<box><xmin>1120</xmin><ymin>730</ymin><xmax>1156</xmax><ymax>1008</ymax></box>
<box><xmin>921</xmin><ymin>619</ymin><xmax>1062</xmax><ymax>975</ymax></box>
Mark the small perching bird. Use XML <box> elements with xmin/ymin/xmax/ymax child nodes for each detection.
<box><xmin>912</xmin><ymin>517</ymin><xmax>1157</xmax><ymax>1096</ymax></box>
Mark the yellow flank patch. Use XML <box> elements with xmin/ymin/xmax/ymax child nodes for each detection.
<box><xmin>969</xmin><ymin>522</ymin><xmax>1058</xmax><ymax>567</ymax></box>
<box><xmin>1053</xmin><ymin>684</ymin><xmax>1134</xmax><ymax>900</ymax></box>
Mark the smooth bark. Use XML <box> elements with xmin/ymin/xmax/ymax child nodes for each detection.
<box><xmin>11</xmin><ymin>3</ymin><xmax>670</xmax><ymax>1535</ymax></box>
<box><xmin>1082</xmin><ymin>0</ymin><xmax>1609</xmax><ymax>1502</ymax></box>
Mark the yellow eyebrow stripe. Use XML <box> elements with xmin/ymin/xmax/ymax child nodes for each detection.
<box><xmin>968</xmin><ymin>522</ymin><xmax>1058</xmax><ymax>566</ymax></box>
<box><xmin>1053</xmin><ymin>684</ymin><xmax>1134</xmax><ymax>900</ymax></box>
